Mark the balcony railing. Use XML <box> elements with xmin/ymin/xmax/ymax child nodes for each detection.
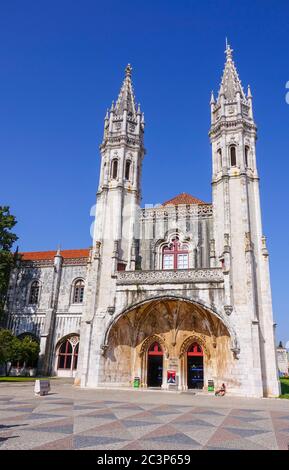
<box><xmin>116</xmin><ymin>268</ymin><xmax>223</xmax><ymax>285</ymax></box>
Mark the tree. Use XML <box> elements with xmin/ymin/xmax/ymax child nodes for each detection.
<box><xmin>20</xmin><ymin>335</ymin><xmax>40</xmax><ymax>368</ymax></box>
<box><xmin>0</xmin><ymin>329</ymin><xmax>21</xmax><ymax>376</ymax></box>
<box><xmin>0</xmin><ymin>330</ymin><xmax>40</xmax><ymax>376</ymax></box>
<box><xmin>0</xmin><ymin>206</ymin><xmax>18</xmax><ymax>321</ymax></box>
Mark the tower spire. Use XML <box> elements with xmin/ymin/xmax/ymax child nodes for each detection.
<box><xmin>217</xmin><ymin>41</ymin><xmax>245</xmax><ymax>102</ymax></box>
<box><xmin>114</xmin><ymin>63</ymin><xmax>137</xmax><ymax>117</ymax></box>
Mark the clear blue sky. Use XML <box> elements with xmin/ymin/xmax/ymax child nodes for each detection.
<box><xmin>1</xmin><ymin>1</ymin><xmax>288</xmax><ymax>344</ymax></box>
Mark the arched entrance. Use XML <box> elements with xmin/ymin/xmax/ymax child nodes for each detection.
<box><xmin>187</xmin><ymin>342</ymin><xmax>204</xmax><ymax>389</ymax></box>
<box><xmin>102</xmin><ymin>297</ymin><xmax>236</xmax><ymax>390</ymax></box>
<box><xmin>55</xmin><ymin>335</ymin><xmax>80</xmax><ymax>377</ymax></box>
<box><xmin>147</xmin><ymin>342</ymin><xmax>163</xmax><ymax>387</ymax></box>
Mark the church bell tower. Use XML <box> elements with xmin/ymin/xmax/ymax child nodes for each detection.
<box><xmin>209</xmin><ymin>43</ymin><xmax>279</xmax><ymax>397</ymax></box>
<box><xmin>77</xmin><ymin>65</ymin><xmax>145</xmax><ymax>387</ymax></box>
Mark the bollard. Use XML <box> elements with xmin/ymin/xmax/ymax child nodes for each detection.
<box><xmin>34</xmin><ymin>379</ymin><xmax>50</xmax><ymax>396</ymax></box>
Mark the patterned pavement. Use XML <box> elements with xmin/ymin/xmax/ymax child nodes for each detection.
<box><xmin>0</xmin><ymin>382</ymin><xmax>289</xmax><ymax>450</ymax></box>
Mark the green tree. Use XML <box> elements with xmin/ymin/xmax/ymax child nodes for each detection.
<box><xmin>0</xmin><ymin>329</ymin><xmax>21</xmax><ymax>376</ymax></box>
<box><xmin>20</xmin><ymin>335</ymin><xmax>40</xmax><ymax>368</ymax></box>
<box><xmin>0</xmin><ymin>206</ymin><xmax>18</xmax><ymax>321</ymax></box>
<box><xmin>0</xmin><ymin>330</ymin><xmax>40</xmax><ymax>376</ymax></box>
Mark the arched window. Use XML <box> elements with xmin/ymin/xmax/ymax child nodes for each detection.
<box><xmin>57</xmin><ymin>338</ymin><xmax>79</xmax><ymax>370</ymax></box>
<box><xmin>29</xmin><ymin>281</ymin><xmax>40</xmax><ymax>305</ymax></box>
<box><xmin>111</xmin><ymin>159</ymin><xmax>118</xmax><ymax>179</ymax></box>
<box><xmin>73</xmin><ymin>279</ymin><xmax>84</xmax><ymax>304</ymax></box>
<box><xmin>217</xmin><ymin>149</ymin><xmax>222</xmax><ymax>171</ymax></box>
<box><xmin>245</xmin><ymin>146</ymin><xmax>249</xmax><ymax>167</ymax></box>
<box><xmin>162</xmin><ymin>237</ymin><xmax>189</xmax><ymax>270</ymax></box>
<box><xmin>230</xmin><ymin>146</ymin><xmax>237</xmax><ymax>167</ymax></box>
<box><xmin>125</xmin><ymin>160</ymin><xmax>131</xmax><ymax>180</ymax></box>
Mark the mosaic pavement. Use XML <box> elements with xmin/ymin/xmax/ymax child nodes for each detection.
<box><xmin>0</xmin><ymin>382</ymin><xmax>289</xmax><ymax>450</ymax></box>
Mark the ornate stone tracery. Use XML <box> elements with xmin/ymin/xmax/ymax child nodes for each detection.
<box><xmin>179</xmin><ymin>334</ymin><xmax>210</xmax><ymax>359</ymax></box>
<box><xmin>139</xmin><ymin>334</ymin><xmax>169</xmax><ymax>359</ymax></box>
<box><xmin>116</xmin><ymin>268</ymin><xmax>224</xmax><ymax>285</ymax></box>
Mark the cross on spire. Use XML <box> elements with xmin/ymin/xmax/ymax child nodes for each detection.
<box><xmin>216</xmin><ymin>40</ymin><xmax>245</xmax><ymax>102</ymax></box>
<box><xmin>125</xmin><ymin>63</ymin><xmax>132</xmax><ymax>77</ymax></box>
<box><xmin>225</xmin><ymin>38</ymin><xmax>233</xmax><ymax>61</ymax></box>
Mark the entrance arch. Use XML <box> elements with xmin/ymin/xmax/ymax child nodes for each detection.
<box><xmin>147</xmin><ymin>342</ymin><xmax>163</xmax><ymax>387</ymax></box>
<box><xmin>101</xmin><ymin>297</ymin><xmax>236</xmax><ymax>390</ymax></box>
<box><xmin>187</xmin><ymin>342</ymin><xmax>204</xmax><ymax>389</ymax></box>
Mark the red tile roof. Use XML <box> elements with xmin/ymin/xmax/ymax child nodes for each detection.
<box><xmin>20</xmin><ymin>249</ymin><xmax>90</xmax><ymax>261</ymax></box>
<box><xmin>162</xmin><ymin>192</ymin><xmax>208</xmax><ymax>206</ymax></box>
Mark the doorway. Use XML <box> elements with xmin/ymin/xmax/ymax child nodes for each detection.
<box><xmin>187</xmin><ymin>342</ymin><xmax>204</xmax><ymax>389</ymax></box>
<box><xmin>147</xmin><ymin>342</ymin><xmax>163</xmax><ymax>387</ymax></box>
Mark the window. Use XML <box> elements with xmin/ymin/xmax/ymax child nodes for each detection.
<box><xmin>57</xmin><ymin>339</ymin><xmax>79</xmax><ymax>370</ymax></box>
<box><xmin>29</xmin><ymin>281</ymin><xmax>40</xmax><ymax>305</ymax></box>
<box><xmin>117</xmin><ymin>262</ymin><xmax>126</xmax><ymax>271</ymax></box>
<box><xmin>177</xmin><ymin>254</ymin><xmax>189</xmax><ymax>269</ymax></box>
<box><xmin>230</xmin><ymin>146</ymin><xmax>237</xmax><ymax>167</ymax></box>
<box><xmin>163</xmin><ymin>254</ymin><xmax>174</xmax><ymax>270</ymax></box>
<box><xmin>111</xmin><ymin>159</ymin><xmax>118</xmax><ymax>179</ymax></box>
<box><xmin>217</xmin><ymin>149</ymin><xmax>222</xmax><ymax>171</ymax></box>
<box><xmin>125</xmin><ymin>160</ymin><xmax>131</xmax><ymax>180</ymax></box>
<box><xmin>245</xmin><ymin>146</ymin><xmax>249</xmax><ymax>167</ymax></box>
<box><xmin>162</xmin><ymin>237</ymin><xmax>189</xmax><ymax>270</ymax></box>
<box><xmin>73</xmin><ymin>279</ymin><xmax>84</xmax><ymax>304</ymax></box>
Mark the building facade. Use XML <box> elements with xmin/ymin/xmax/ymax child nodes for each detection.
<box><xmin>5</xmin><ymin>45</ymin><xmax>280</xmax><ymax>397</ymax></box>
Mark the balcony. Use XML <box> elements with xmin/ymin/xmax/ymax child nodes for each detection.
<box><xmin>116</xmin><ymin>268</ymin><xmax>224</xmax><ymax>285</ymax></box>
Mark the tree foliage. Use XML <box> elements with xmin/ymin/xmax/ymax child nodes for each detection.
<box><xmin>0</xmin><ymin>206</ymin><xmax>18</xmax><ymax>320</ymax></box>
<box><xmin>0</xmin><ymin>329</ymin><xmax>40</xmax><ymax>376</ymax></box>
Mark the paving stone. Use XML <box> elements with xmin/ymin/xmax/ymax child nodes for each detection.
<box><xmin>1</xmin><ymin>381</ymin><xmax>289</xmax><ymax>450</ymax></box>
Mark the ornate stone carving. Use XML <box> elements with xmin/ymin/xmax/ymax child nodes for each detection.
<box><xmin>116</xmin><ymin>268</ymin><xmax>223</xmax><ymax>285</ymax></box>
<box><xmin>179</xmin><ymin>334</ymin><xmax>210</xmax><ymax>359</ymax></box>
<box><xmin>224</xmin><ymin>305</ymin><xmax>233</xmax><ymax>316</ymax></box>
<box><xmin>139</xmin><ymin>334</ymin><xmax>169</xmax><ymax>359</ymax></box>
<box><xmin>107</xmin><ymin>306</ymin><xmax>115</xmax><ymax>315</ymax></box>
<box><xmin>100</xmin><ymin>344</ymin><xmax>109</xmax><ymax>356</ymax></box>
<box><xmin>209</xmin><ymin>239</ymin><xmax>216</xmax><ymax>258</ymax></box>
<box><xmin>140</xmin><ymin>204</ymin><xmax>213</xmax><ymax>221</ymax></box>
<box><xmin>245</xmin><ymin>232</ymin><xmax>253</xmax><ymax>252</ymax></box>
<box><xmin>261</xmin><ymin>235</ymin><xmax>269</xmax><ymax>257</ymax></box>
<box><xmin>231</xmin><ymin>346</ymin><xmax>240</xmax><ymax>360</ymax></box>
<box><xmin>69</xmin><ymin>335</ymin><xmax>80</xmax><ymax>346</ymax></box>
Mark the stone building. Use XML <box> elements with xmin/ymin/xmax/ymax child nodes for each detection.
<box><xmin>5</xmin><ymin>44</ymin><xmax>280</xmax><ymax>397</ymax></box>
<box><xmin>276</xmin><ymin>342</ymin><xmax>289</xmax><ymax>377</ymax></box>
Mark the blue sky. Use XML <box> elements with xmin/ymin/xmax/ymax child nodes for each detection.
<box><xmin>1</xmin><ymin>1</ymin><xmax>288</xmax><ymax>343</ymax></box>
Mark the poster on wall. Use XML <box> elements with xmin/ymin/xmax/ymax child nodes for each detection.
<box><xmin>167</xmin><ymin>370</ymin><xmax>176</xmax><ymax>384</ymax></box>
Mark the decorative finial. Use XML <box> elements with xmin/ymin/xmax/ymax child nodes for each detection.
<box><xmin>219</xmin><ymin>82</ymin><xmax>224</xmax><ymax>96</ymax></box>
<box><xmin>247</xmin><ymin>84</ymin><xmax>252</xmax><ymax>98</ymax></box>
<box><xmin>125</xmin><ymin>63</ymin><xmax>132</xmax><ymax>78</ymax></box>
<box><xmin>110</xmin><ymin>100</ymin><xmax>114</xmax><ymax>112</ymax></box>
<box><xmin>55</xmin><ymin>245</ymin><xmax>62</xmax><ymax>257</ymax></box>
<box><xmin>225</xmin><ymin>39</ymin><xmax>233</xmax><ymax>60</ymax></box>
<box><xmin>210</xmin><ymin>90</ymin><xmax>215</xmax><ymax>104</ymax></box>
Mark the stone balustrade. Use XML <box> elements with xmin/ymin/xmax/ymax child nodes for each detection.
<box><xmin>116</xmin><ymin>268</ymin><xmax>223</xmax><ymax>285</ymax></box>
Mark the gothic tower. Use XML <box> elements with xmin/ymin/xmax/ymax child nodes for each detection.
<box><xmin>77</xmin><ymin>65</ymin><xmax>145</xmax><ymax>387</ymax></box>
<box><xmin>210</xmin><ymin>43</ymin><xmax>279</xmax><ymax>396</ymax></box>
